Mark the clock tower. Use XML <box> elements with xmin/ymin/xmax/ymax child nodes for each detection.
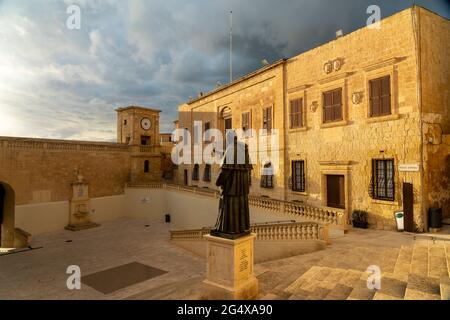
<box><xmin>116</xmin><ymin>106</ymin><xmax>161</xmax><ymax>146</ymax></box>
<box><xmin>116</xmin><ymin>106</ymin><xmax>162</xmax><ymax>183</ymax></box>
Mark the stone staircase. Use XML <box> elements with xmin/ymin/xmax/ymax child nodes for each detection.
<box><xmin>266</xmin><ymin>238</ymin><xmax>450</xmax><ymax>300</ymax></box>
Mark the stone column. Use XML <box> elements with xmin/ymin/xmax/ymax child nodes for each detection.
<box><xmin>202</xmin><ymin>233</ymin><xmax>259</xmax><ymax>300</ymax></box>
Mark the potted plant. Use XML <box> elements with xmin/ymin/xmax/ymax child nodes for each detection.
<box><xmin>352</xmin><ymin>210</ymin><xmax>368</xmax><ymax>229</ymax></box>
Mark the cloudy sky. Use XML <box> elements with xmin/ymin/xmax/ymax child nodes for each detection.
<box><xmin>0</xmin><ymin>0</ymin><xmax>448</xmax><ymax>141</ymax></box>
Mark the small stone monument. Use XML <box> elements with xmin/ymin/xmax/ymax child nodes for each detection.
<box><xmin>203</xmin><ymin>136</ymin><xmax>258</xmax><ymax>300</ymax></box>
<box><xmin>65</xmin><ymin>169</ymin><xmax>100</xmax><ymax>231</ymax></box>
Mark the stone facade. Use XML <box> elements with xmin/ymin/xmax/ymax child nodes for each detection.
<box><xmin>176</xmin><ymin>7</ymin><xmax>450</xmax><ymax>232</ymax></box>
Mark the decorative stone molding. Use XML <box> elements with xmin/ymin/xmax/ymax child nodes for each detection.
<box><xmin>362</xmin><ymin>56</ymin><xmax>406</xmax><ymax>72</ymax></box>
<box><xmin>323</xmin><ymin>61</ymin><xmax>333</xmax><ymax>74</ymax></box>
<box><xmin>352</xmin><ymin>92</ymin><xmax>363</xmax><ymax>105</ymax></box>
<box><xmin>310</xmin><ymin>101</ymin><xmax>319</xmax><ymax>113</ymax></box>
<box><xmin>287</xmin><ymin>84</ymin><xmax>312</xmax><ymax>94</ymax></box>
<box><xmin>333</xmin><ymin>58</ymin><xmax>343</xmax><ymax>72</ymax></box>
<box><xmin>323</xmin><ymin>58</ymin><xmax>344</xmax><ymax>74</ymax></box>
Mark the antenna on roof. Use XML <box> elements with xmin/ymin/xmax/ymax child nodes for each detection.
<box><xmin>335</xmin><ymin>29</ymin><xmax>344</xmax><ymax>39</ymax></box>
<box><xmin>261</xmin><ymin>59</ymin><xmax>269</xmax><ymax>66</ymax></box>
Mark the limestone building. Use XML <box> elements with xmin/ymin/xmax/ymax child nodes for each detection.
<box><xmin>176</xmin><ymin>7</ymin><xmax>450</xmax><ymax>232</ymax></box>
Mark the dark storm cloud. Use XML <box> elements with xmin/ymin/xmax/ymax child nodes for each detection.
<box><xmin>0</xmin><ymin>0</ymin><xmax>448</xmax><ymax>140</ymax></box>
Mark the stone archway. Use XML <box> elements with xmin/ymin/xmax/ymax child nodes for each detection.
<box><xmin>0</xmin><ymin>182</ymin><xmax>15</xmax><ymax>248</ymax></box>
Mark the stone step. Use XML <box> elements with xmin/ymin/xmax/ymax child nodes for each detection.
<box><xmin>371</xmin><ymin>272</ymin><xmax>407</xmax><ymax>300</ymax></box>
<box><xmin>284</xmin><ymin>266</ymin><xmax>325</xmax><ymax>294</ymax></box>
<box><xmin>410</xmin><ymin>241</ymin><xmax>428</xmax><ymax>275</ymax></box>
<box><xmin>404</xmin><ymin>273</ymin><xmax>441</xmax><ymax>300</ymax></box>
<box><xmin>440</xmin><ymin>276</ymin><xmax>450</xmax><ymax>300</ymax></box>
<box><xmin>428</xmin><ymin>241</ymin><xmax>448</xmax><ymax>279</ymax></box>
<box><xmin>394</xmin><ymin>246</ymin><xmax>413</xmax><ymax>276</ymax></box>
<box><xmin>346</xmin><ymin>272</ymin><xmax>376</xmax><ymax>300</ymax></box>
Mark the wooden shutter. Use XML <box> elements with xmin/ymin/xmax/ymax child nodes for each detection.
<box><xmin>333</xmin><ymin>89</ymin><xmax>342</xmax><ymax>120</ymax></box>
<box><xmin>370</xmin><ymin>79</ymin><xmax>381</xmax><ymax>117</ymax></box>
<box><xmin>290</xmin><ymin>99</ymin><xmax>303</xmax><ymax>128</ymax></box>
<box><xmin>381</xmin><ymin>76</ymin><xmax>391</xmax><ymax>115</ymax></box>
<box><xmin>370</xmin><ymin>76</ymin><xmax>391</xmax><ymax>117</ymax></box>
<box><xmin>323</xmin><ymin>91</ymin><xmax>333</xmax><ymax>122</ymax></box>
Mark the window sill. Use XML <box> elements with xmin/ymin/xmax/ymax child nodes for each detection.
<box><xmin>371</xmin><ymin>198</ymin><xmax>400</xmax><ymax>206</ymax></box>
<box><xmin>291</xmin><ymin>190</ymin><xmax>308</xmax><ymax>196</ymax></box>
<box><xmin>320</xmin><ymin>120</ymin><xmax>348</xmax><ymax>129</ymax></box>
<box><xmin>366</xmin><ymin>113</ymin><xmax>400</xmax><ymax>124</ymax></box>
<box><xmin>288</xmin><ymin>127</ymin><xmax>308</xmax><ymax>133</ymax></box>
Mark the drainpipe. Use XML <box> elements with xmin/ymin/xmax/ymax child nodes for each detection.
<box><xmin>412</xmin><ymin>6</ymin><xmax>426</xmax><ymax>231</ymax></box>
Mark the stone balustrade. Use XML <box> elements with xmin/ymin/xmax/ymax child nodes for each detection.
<box><xmin>126</xmin><ymin>183</ymin><xmax>346</xmax><ymax>229</ymax></box>
<box><xmin>169</xmin><ymin>221</ymin><xmax>329</xmax><ymax>244</ymax></box>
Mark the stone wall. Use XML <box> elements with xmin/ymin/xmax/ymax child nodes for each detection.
<box><xmin>0</xmin><ymin>137</ymin><xmax>131</xmax><ymax>205</ymax></box>
<box><xmin>419</xmin><ymin>7</ymin><xmax>450</xmax><ymax>221</ymax></box>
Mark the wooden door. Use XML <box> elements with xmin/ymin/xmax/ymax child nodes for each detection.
<box><xmin>403</xmin><ymin>182</ymin><xmax>414</xmax><ymax>232</ymax></box>
<box><xmin>327</xmin><ymin>175</ymin><xmax>345</xmax><ymax>209</ymax></box>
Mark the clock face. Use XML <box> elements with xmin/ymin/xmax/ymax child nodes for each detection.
<box><xmin>141</xmin><ymin>117</ymin><xmax>152</xmax><ymax>130</ymax></box>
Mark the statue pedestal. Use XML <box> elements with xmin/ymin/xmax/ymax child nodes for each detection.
<box><xmin>202</xmin><ymin>233</ymin><xmax>259</xmax><ymax>300</ymax></box>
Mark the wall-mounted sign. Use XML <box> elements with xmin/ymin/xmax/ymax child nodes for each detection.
<box><xmin>399</xmin><ymin>163</ymin><xmax>420</xmax><ymax>172</ymax></box>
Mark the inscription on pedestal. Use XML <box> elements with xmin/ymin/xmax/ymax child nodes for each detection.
<box><xmin>238</xmin><ymin>248</ymin><xmax>249</xmax><ymax>273</ymax></box>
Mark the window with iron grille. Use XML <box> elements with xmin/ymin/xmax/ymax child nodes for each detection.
<box><xmin>323</xmin><ymin>88</ymin><xmax>342</xmax><ymax>123</ymax></box>
<box><xmin>192</xmin><ymin>164</ymin><xmax>199</xmax><ymax>181</ymax></box>
<box><xmin>261</xmin><ymin>162</ymin><xmax>274</xmax><ymax>188</ymax></box>
<box><xmin>290</xmin><ymin>98</ymin><xmax>303</xmax><ymax>129</ymax></box>
<box><xmin>369</xmin><ymin>76</ymin><xmax>391</xmax><ymax>117</ymax></box>
<box><xmin>203</xmin><ymin>164</ymin><xmax>211</xmax><ymax>182</ymax></box>
<box><xmin>370</xmin><ymin>159</ymin><xmax>395</xmax><ymax>201</ymax></box>
<box><xmin>292</xmin><ymin>160</ymin><xmax>305</xmax><ymax>192</ymax></box>
<box><xmin>262</xmin><ymin>107</ymin><xmax>272</xmax><ymax>133</ymax></box>
<box><xmin>144</xmin><ymin>160</ymin><xmax>150</xmax><ymax>173</ymax></box>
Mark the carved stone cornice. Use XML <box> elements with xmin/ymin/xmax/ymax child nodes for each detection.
<box><xmin>362</xmin><ymin>56</ymin><xmax>406</xmax><ymax>72</ymax></box>
<box><xmin>318</xmin><ymin>72</ymin><xmax>355</xmax><ymax>85</ymax></box>
<box><xmin>287</xmin><ymin>84</ymin><xmax>313</xmax><ymax>94</ymax></box>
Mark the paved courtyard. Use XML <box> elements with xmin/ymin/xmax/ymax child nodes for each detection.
<box><xmin>0</xmin><ymin>218</ymin><xmax>205</xmax><ymax>300</ymax></box>
<box><xmin>0</xmin><ymin>218</ymin><xmax>448</xmax><ymax>300</ymax></box>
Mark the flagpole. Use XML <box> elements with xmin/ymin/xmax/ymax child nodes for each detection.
<box><xmin>229</xmin><ymin>10</ymin><xmax>233</xmax><ymax>83</ymax></box>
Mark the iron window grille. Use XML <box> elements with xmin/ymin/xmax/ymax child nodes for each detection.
<box><xmin>292</xmin><ymin>160</ymin><xmax>305</xmax><ymax>192</ymax></box>
<box><xmin>369</xmin><ymin>159</ymin><xmax>395</xmax><ymax>201</ymax></box>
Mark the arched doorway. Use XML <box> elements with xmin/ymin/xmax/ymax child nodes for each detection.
<box><xmin>0</xmin><ymin>182</ymin><xmax>15</xmax><ymax>248</ymax></box>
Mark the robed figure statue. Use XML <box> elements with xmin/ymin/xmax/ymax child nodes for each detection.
<box><xmin>211</xmin><ymin>136</ymin><xmax>253</xmax><ymax>240</ymax></box>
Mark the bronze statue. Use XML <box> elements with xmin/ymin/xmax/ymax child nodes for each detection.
<box><xmin>211</xmin><ymin>136</ymin><xmax>253</xmax><ymax>239</ymax></box>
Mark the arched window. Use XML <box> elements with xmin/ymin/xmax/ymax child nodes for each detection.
<box><xmin>261</xmin><ymin>162</ymin><xmax>274</xmax><ymax>188</ymax></box>
<box><xmin>144</xmin><ymin>160</ymin><xmax>150</xmax><ymax>173</ymax></box>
